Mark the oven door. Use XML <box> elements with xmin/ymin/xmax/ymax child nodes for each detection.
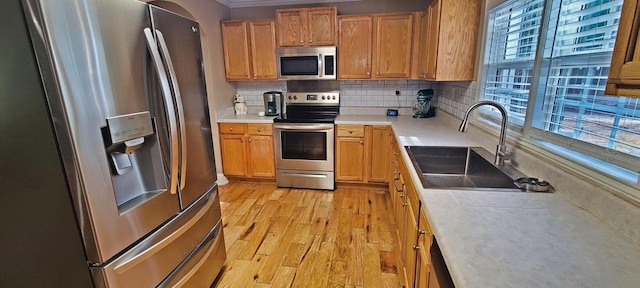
<box><xmin>273</xmin><ymin>123</ymin><xmax>334</xmax><ymax>171</ymax></box>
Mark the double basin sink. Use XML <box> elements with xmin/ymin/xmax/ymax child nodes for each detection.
<box><xmin>405</xmin><ymin>146</ymin><xmax>545</xmax><ymax>192</ymax></box>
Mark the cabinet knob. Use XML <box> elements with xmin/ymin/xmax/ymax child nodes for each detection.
<box><xmin>254</xmin><ymin>73</ymin><xmax>257</xmax><ymax>78</ymax></box>
<box><xmin>418</xmin><ymin>229</ymin><xmax>427</xmax><ymax>235</ymax></box>
<box><xmin>367</xmin><ymin>71</ymin><xmax>370</xmax><ymax>76</ymax></box>
<box><xmin>240</xmin><ymin>139</ymin><xmax>243</xmax><ymax>143</ymax></box>
<box><xmin>257</xmin><ymin>128</ymin><xmax>262</xmax><ymax>132</ymax></box>
<box><xmin>348</xmin><ymin>129</ymin><xmax>353</xmax><ymax>133</ymax></box>
<box><xmin>300</xmin><ymin>40</ymin><xmax>304</xmax><ymax>43</ymax></box>
<box><xmin>376</xmin><ymin>72</ymin><xmax>380</xmax><ymax>76</ymax></box>
<box><xmin>229</xmin><ymin>128</ymin><xmax>233</xmax><ymax>131</ymax></box>
<box><xmin>359</xmin><ymin>140</ymin><xmax>363</xmax><ymax>144</ymax></box>
<box><xmin>402</xmin><ymin>202</ymin><xmax>408</xmax><ymax>207</ymax></box>
<box><xmin>248</xmin><ymin>138</ymin><xmax>252</xmax><ymax>142</ymax></box>
<box><xmin>413</xmin><ymin>244</ymin><xmax>420</xmax><ymax>251</ymax></box>
<box><xmin>309</xmin><ymin>40</ymin><xmax>312</xmax><ymax>43</ymax></box>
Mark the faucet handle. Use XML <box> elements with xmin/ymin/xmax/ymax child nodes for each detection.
<box><xmin>495</xmin><ymin>145</ymin><xmax>511</xmax><ymax>165</ymax></box>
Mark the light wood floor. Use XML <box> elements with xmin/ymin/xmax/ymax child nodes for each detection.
<box><xmin>212</xmin><ymin>181</ymin><xmax>402</xmax><ymax>288</ymax></box>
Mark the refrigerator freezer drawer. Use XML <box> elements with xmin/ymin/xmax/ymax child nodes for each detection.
<box><xmin>91</xmin><ymin>189</ymin><xmax>223</xmax><ymax>287</ymax></box>
<box><xmin>160</xmin><ymin>221</ymin><xmax>226</xmax><ymax>287</ymax></box>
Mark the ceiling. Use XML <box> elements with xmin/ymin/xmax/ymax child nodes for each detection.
<box><xmin>216</xmin><ymin>0</ymin><xmax>362</xmax><ymax>8</ymax></box>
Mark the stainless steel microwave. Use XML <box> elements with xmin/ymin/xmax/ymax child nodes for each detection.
<box><xmin>276</xmin><ymin>47</ymin><xmax>336</xmax><ymax>80</ymax></box>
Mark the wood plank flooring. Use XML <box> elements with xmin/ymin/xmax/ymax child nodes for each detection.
<box><xmin>212</xmin><ymin>181</ymin><xmax>402</xmax><ymax>288</ymax></box>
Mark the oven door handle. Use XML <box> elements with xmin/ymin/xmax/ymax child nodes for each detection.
<box><xmin>275</xmin><ymin>125</ymin><xmax>334</xmax><ymax>131</ymax></box>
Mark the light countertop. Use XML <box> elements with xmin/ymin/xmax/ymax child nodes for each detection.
<box><xmin>338</xmin><ymin>112</ymin><xmax>640</xmax><ymax>288</ymax></box>
<box><xmin>217</xmin><ymin>112</ymin><xmax>277</xmax><ymax>124</ymax></box>
<box><xmin>220</xmin><ymin>111</ymin><xmax>640</xmax><ymax>287</ymax></box>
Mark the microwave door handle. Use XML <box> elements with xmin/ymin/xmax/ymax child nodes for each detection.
<box><xmin>144</xmin><ymin>28</ymin><xmax>179</xmax><ymax>195</ymax></box>
<box><xmin>155</xmin><ymin>29</ymin><xmax>187</xmax><ymax>190</ymax></box>
<box><xmin>318</xmin><ymin>54</ymin><xmax>323</xmax><ymax>77</ymax></box>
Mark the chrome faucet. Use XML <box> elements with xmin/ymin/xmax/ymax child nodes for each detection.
<box><xmin>459</xmin><ymin>100</ymin><xmax>511</xmax><ymax>166</ymax></box>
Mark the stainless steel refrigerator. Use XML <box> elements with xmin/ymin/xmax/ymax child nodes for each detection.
<box><xmin>0</xmin><ymin>0</ymin><xmax>226</xmax><ymax>286</ymax></box>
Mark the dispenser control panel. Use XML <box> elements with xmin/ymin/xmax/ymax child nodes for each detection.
<box><xmin>106</xmin><ymin>111</ymin><xmax>154</xmax><ymax>144</ymax></box>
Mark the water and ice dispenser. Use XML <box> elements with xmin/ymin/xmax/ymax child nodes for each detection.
<box><xmin>102</xmin><ymin>111</ymin><xmax>168</xmax><ymax>212</ymax></box>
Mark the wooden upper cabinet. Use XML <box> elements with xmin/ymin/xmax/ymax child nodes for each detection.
<box><xmin>417</xmin><ymin>0</ymin><xmax>441</xmax><ymax>80</ymax></box>
<box><xmin>606</xmin><ymin>0</ymin><xmax>640</xmax><ymax>98</ymax></box>
<box><xmin>221</xmin><ymin>21</ymin><xmax>251</xmax><ymax>80</ymax></box>
<box><xmin>416</xmin><ymin>0</ymin><xmax>479</xmax><ymax>81</ymax></box>
<box><xmin>276</xmin><ymin>7</ymin><xmax>337</xmax><ymax>47</ymax></box>
<box><xmin>338</xmin><ymin>16</ymin><xmax>373</xmax><ymax>79</ymax></box>
<box><xmin>308</xmin><ymin>7</ymin><xmax>337</xmax><ymax>46</ymax></box>
<box><xmin>221</xmin><ymin>20</ymin><xmax>277</xmax><ymax>81</ymax></box>
<box><xmin>276</xmin><ymin>9</ymin><xmax>306</xmax><ymax>46</ymax></box>
<box><xmin>248</xmin><ymin>20</ymin><xmax>277</xmax><ymax>80</ymax></box>
<box><xmin>373</xmin><ymin>13</ymin><xmax>414</xmax><ymax>78</ymax></box>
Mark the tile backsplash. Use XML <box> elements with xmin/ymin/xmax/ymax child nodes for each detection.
<box><xmin>236</xmin><ymin>80</ymin><xmax>437</xmax><ymax>108</ymax></box>
<box><xmin>435</xmin><ymin>81</ymin><xmax>478</xmax><ymax>119</ymax></box>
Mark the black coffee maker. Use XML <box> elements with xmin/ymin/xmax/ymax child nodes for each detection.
<box><xmin>263</xmin><ymin>91</ymin><xmax>283</xmax><ymax>116</ymax></box>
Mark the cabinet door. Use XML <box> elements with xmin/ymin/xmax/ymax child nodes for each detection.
<box><xmin>220</xmin><ymin>134</ymin><xmax>247</xmax><ymax>176</ymax></box>
<box><xmin>366</xmin><ymin>126</ymin><xmax>390</xmax><ymax>182</ymax></box>
<box><xmin>416</xmin><ymin>248</ymin><xmax>430</xmax><ymax>288</ymax></box>
<box><xmin>307</xmin><ymin>7</ymin><xmax>337</xmax><ymax>46</ymax></box>
<box><xmin>338</xmin><ymin>16</ymin><xmax>373</xmax><ymax>79</ymax></box>
<box><xmin>373</xmin><ymin>14</ymin><xmax>413</xmax><ymax>78</ymax></box>
<box><xmin>336</xmin><ymin>137</ymin><xmax>365</xmax><ymax>181</ymax></box>
<box><xmin>221</xmin><ymin>21</ymin><xmax>251</xmax><ymax>80</ymax></box>
<box><xmin>403</xmin><ymin>200</ymin><xmax>418</xmax><ymax>288</ymax></box>
<box><xmin>247</xmin><ymin>135</ymin><xmax>275</xmax><ymax>178</ymax></box>
<box><xmin>424</xmin><ymin>0</ymin><xmax>441</xmax><ymax>80</ymax></box>
<box><xmin>606</xmin><ymin>0</ymin><xmax>640</xmax><ymax>97</ymax></box>
<box><xmin>276</xmin><ymin>9</ymin><xmax>307</xmax><ymax>47</ymax></box>
<box><xmin>248</xmin><ymin>20</ymin><xmax>277</xmax><ymax>80</ymax></box>
<box><xmin>416</xmin><ymin>205</ymin><xmax>432</xmax><ymax>288</ymax></box>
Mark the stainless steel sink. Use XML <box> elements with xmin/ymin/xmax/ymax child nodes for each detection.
<box><xmin>405</xmin><ymin>146</ymin><xmax>528</xmax><ymax>191</ymax></box>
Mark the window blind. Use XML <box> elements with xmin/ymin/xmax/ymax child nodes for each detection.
<box><xmin>531</xmin><ymin>0</ymin><xmax>640</xmax><ymax>168</ymax></box>
<box><xmin>481</xmin><ymin>0</ymin><xmax>545</xmax><ymax>126</ymax></box>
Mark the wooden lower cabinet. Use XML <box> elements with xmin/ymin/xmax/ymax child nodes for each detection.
<box><xmin>336</xmin><ymin>136</ymin><xmax>365</xmax><ymax>181</ymax></box>
<box><xmin>219</xmin><ymin>123</ymin><xmax>275</xmax><ymax>178</ymax></box>
<box><xmin>389</xmin><ymin>134</ymin><xmax>453</xmax><ymax>288</ymax></box>
<box><xmin>220</xmin><ymin>134</ymin><xmax>247</xmax><ymax>176</ymax></box>
<box><xmin>335</xmin><ymin>125</ymin><xmax>390</xmax><ymax>183</ymax></box>
<box><xmin>247</xmin><ymin>135</ymin><xmax>275</xmax><ymax>177</ymax></box>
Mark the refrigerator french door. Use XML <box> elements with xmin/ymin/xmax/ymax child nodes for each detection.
<box><xmin>18</xmin><ymin>0</ymin><xmax>225</xmax><ymax>286</ymax></box>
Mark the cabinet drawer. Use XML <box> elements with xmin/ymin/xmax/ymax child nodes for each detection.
<box><xmin>247</xmin><ymin>123</ymin><xmax>273</xmax><ymax>135</ymax></box>
<box><xmin>336</xmin><ymin>125</ymin><xmax>365</xmax><ymax>137</ymax></box>
<box><xmin>219</xmin><ymin>123</ymin><xmax>245</xmax><ymax>134</ymax></box>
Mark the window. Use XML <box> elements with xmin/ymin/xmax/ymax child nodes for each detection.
<box><xmin>481</xmin><ymin>0</ymin><xmax>640</xmax><ymax>176</ymax></box>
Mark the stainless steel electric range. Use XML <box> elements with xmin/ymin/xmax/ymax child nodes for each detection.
<box><xmin>273</xmin><ymin>91</ymin><xmax>340</xmax><ymax>190</ymax></box>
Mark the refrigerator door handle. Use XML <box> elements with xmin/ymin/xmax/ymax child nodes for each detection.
<box><xmin>155</xmin><ymin>29</ymin><xmax>188</xmax><ymax>190</ymax></box>
<box><xmin>144</xmin><ymin>28</ymin><xmax>179</xmax><ymax>195</ymax></box>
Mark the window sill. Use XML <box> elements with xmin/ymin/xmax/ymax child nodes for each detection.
<box><xmin>472</xmin><ymin>117</ymin><xmax>640</xmax><ymax>204</ymax></box>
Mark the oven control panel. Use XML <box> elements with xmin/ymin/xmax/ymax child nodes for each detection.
<box><xmin>285</xmin><ymin>92</ymin><xmax>340</xmax><ymax>104</ymax></box>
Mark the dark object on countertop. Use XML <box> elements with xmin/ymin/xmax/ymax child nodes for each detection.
<box><xmin>413</xmin><ymin>89</ymin><xmax>435</xmax><ymax>118</ymax></box>
<box><xmin>515</xmin><ymin>177</ymin><xmax>551</xmax><ymax>192</ymax></box>
<box><xmin>387</xmin><ymin>109</ymin><xmax>398</xmax><ymax>116</ymax></box>
<box><xmin>413</xmin><ymin>107</ymin><xmax>436</xmax><ymax>118</ymax></box>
